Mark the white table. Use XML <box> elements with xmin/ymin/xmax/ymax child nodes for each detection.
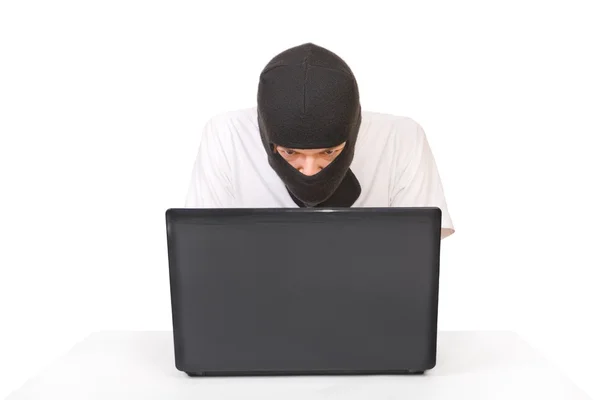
<box><xmin>5</xmin><ymin>331</ymin><xmax>591</xmax><ymax>399</ymax></box>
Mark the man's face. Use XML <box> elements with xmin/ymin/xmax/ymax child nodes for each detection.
<box><xmin>274</xmin><ymin>142</ymin><xmax>346</xmax><ymax>176</ymax></box>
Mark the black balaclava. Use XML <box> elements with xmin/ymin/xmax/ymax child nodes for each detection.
<box><xmin>257</xmin><ymin>42</ymin><xmax>362</xmax><ymax>208</ymax></box>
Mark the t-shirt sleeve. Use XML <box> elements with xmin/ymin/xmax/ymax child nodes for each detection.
<box><xmin>390</xmin><ymin>121</ymin><xmax>455</xmax><ymax>239</ymax></box>
<box><xmin>184</xmin><ymin>117</ymin><xmax>234</xmax><ymax>208</ymax></box>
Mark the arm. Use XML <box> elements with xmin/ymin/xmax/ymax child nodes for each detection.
<box><xmin>185</xmin><ymin>117</ymin><xmax>234</xmax><ymax>208</ymax></box>
<box><xmin>390</xmin><ymin>121</ymin><xmax>455</xmax><ymax>239</ymax></box>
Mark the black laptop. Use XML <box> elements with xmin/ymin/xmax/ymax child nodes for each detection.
<box><xmin>165</xmin><ymin>207</ymin><xmax>442</xmax><ymax>376</ymax></box>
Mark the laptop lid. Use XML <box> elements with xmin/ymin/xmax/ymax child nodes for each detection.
<box><xmin>165</xmin><ymin>207</ymin><xmax>442</xmax><ymax>375</ymax></box>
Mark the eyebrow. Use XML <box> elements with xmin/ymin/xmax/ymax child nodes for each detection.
<box><xmin>277</xmin><ymin>144</ymin><xmax>344</xmax><ymax>151</ymax></box>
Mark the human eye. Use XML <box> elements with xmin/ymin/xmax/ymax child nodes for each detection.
<box><xmin>278</xmin><ymin>148</ymin><xmax>295</xmax><ymax>156</ymax></box>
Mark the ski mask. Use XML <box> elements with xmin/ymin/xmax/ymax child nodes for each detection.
<box><xmin>257</xmin><ymin>42</ymin><xmax>362</xmax><ymax>207</ymax></box>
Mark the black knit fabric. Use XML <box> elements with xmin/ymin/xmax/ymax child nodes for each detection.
<box><xmin>257</xmin><ymin>42</ymin><xmax>362</xmax><ymax>207</ymax></box>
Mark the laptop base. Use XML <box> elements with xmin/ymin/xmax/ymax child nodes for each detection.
<box><xmin>185</xmin><ymin>370</ymin><xmax>425</xmax><ymax>377</ymax></box>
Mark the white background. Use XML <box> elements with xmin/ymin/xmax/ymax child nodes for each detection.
<box><xmin>1</xmin><ymin>0</ymin><xmax>599</xmax><ymax>398</ymax></box>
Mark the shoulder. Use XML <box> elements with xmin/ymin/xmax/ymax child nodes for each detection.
<box><xmin>359</xmin><ymin>111</ymin><xmax>427</xmax><ymax>152</ymax></box>
<box><xmin>198</xmin><ymin>107</ymin><xmax>259</xmax><ymax>147</ymax></box>
<box><xmin>203</xmin><ymin>107</ymin><xmax>258</xmax><ymax>132</ymax></box>
<box><xmin>363</xmin><ymin>110</ymin><xmax>425</xmax><ymax>136</ymax></box>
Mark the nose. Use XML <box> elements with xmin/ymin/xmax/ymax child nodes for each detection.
<box><xmin>299</xmin><ymin>157</ymin><xmax>321</xmax><ymax>176</ymax></box>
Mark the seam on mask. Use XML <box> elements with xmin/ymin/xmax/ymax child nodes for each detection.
<box><xmin>261</xmin><ymin>63</ymin><xmax>291</xmax><ymax>74</ymax></box>
<box><xmin>303</xmin><ymin>44</ymin><xmax>312</xmax><ymax>113</ymax></box>
<box><xmin>306</xmin><ymin>64</ymin><xmax>355</xmax><ymax>79</ymax></box>
<box><xmin>302</xmin><ymin>62</ymin><xmax>308</xmax><ymax>113</ymax></box>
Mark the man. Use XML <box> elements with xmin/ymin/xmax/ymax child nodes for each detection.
<box><xmin>185</xmin><ymin>42</ymin><xmax>455</xmax><ymax>239</ymax></box>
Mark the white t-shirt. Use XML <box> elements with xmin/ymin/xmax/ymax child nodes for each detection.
<box><xmin>185</xmin><ymin>107</ymin><xmax>455</xmax><ymax>239</ymax></box>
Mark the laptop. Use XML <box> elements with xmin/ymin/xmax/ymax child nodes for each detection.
<box><xmin>165</xmin><ymin>207</ymin><xmax>442</xmax><ymax>376</ymax></box>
